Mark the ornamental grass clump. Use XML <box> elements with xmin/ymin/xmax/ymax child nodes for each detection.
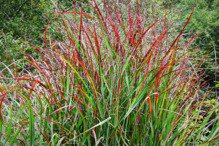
<box><xmin>0</xmin><ymin>1</ymin><xmax>218</xmax><ymax>145</ymax></box>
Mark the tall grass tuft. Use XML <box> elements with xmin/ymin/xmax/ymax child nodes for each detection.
<box><xmin>0</xmin><ymin>1</ymin><xmax>218</xmax><ymax>145</ymax></box>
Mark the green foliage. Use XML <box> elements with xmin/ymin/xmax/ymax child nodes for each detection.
<box><xmin>216</xmin><ymin>81</ymin><xmax>219</xmax><ymax>88</ymax></box>
<box><xmin>0</xmin><ymin>0</ymin><xmax>53</xmax><ymax>73</ymax></box>
<box><xmin>0</xmin><ymin>0</ymin><xmax>51</xmax><ymax>41</ymax></box>
<box><xmin>150</xmin><ymin>0</ymin><xmax>218</xmax><ymax>88</ymax></box>
<box><xmin>0</xmin><ymin>0</ymin><xmax>91</xmax><ymax>69</ymax></box>
<box><xmin>0</xmin><ymin>32</ymin><xmax>32</xmax><ymax>73</ymax></box>
<box><xmin>174</xmin><ymin>0</ymin><xmax>219</xmax><ymax>86</ymax></box>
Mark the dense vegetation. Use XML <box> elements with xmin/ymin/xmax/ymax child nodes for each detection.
<box><xmin>0</xmin><ymin>0</ymin><xmax>218</xmax><ymax>145</ymax></box>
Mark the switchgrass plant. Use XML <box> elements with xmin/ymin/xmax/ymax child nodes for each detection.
<box><xmin>0</xmin><ymin>1</ymin><xmax>218</xmax><ymax>145</ymax></box>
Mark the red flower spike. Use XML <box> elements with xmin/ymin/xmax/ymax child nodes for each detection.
<box><xmin>147</xmin><ymin>97</ymin><xmax>152</xmax><ymax>116</ymax></box>
<box><xmin>155</xmin><ymin>93</ymin><xmax>159</xmax><ymax>105</ymax></box>
<box><xmin>136</xmin><ymin>113</ymin><xmax>141</xmax><ymax>125</ymax></box>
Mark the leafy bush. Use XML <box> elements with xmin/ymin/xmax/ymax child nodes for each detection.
<box><xmin>0</xmin><ymin>0</ymin><xmax>53</xmax><ymax>74</ymax></box>
<box><xmin>0</xmin><ymin>1</ymin><xmax>218</xmax><ymax>145</ymax></box>
<box><xmin>164</xmin><ymin>0</ymin><xmax>219</xmax><ymax>88</ymax></box>
<box><xmin>179</xmin><ymin>0</ymin><xmax>219</xmax><ymax>88</ymax></box>
<box><xmin>0</xmin><ymin>32</ymin><xmax>26</xmax><ymax>72</ymax></box>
